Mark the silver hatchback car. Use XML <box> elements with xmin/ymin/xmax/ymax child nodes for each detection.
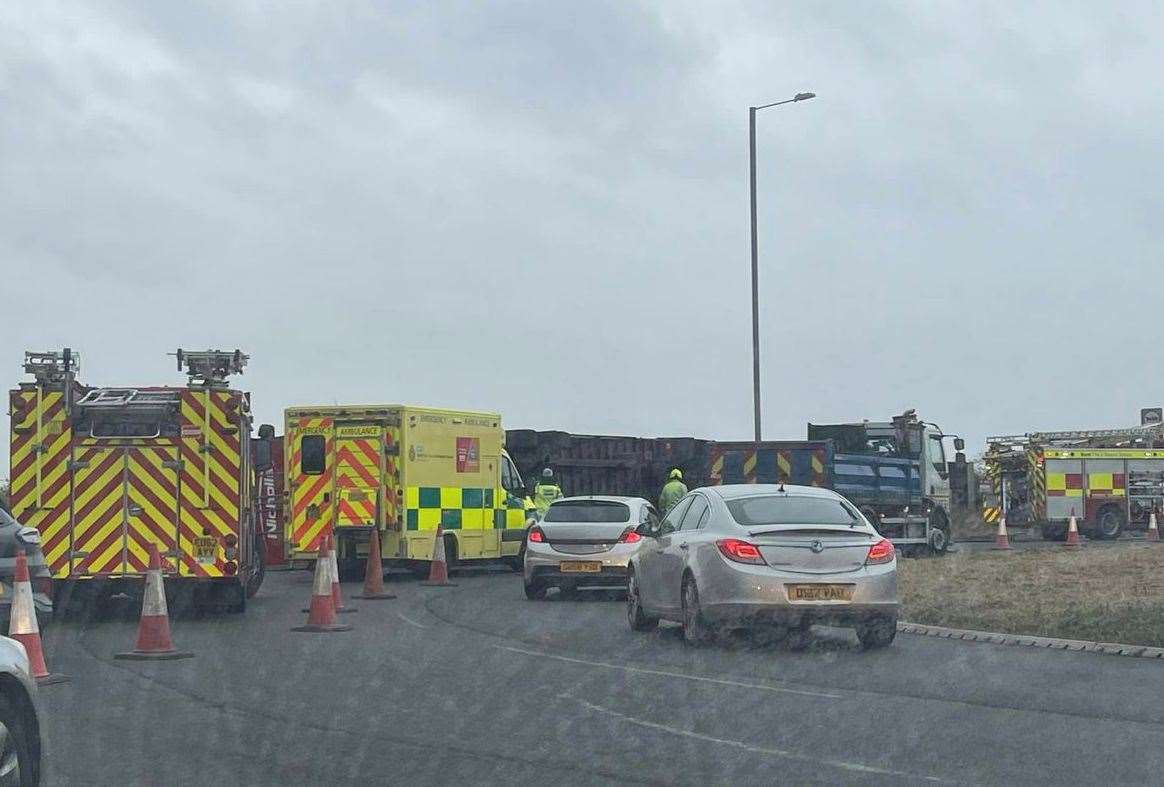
<box><xmin>524</xmin><ymin>496</ymin><xmax>658</xmax><ymax>600</ymax></box>
<box><xmin>626</xmin><ymin>484</ymin><xmax>899</xmax><ymax>648</ymax></box>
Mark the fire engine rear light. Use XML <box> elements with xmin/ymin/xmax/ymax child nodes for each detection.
<box><xmin>527</xmin><ymin>526</ymin><xmax>546</xmax><ymax>543</ymax></box>
<box><xmin>618</xmin><ymin>528</ymin><xmax>641</xmax><ymax>544</ymax></box>
<box><xmin>716</xmin><ymin>538</ymin><xmax>766</xmax><ymax>565</ymax></box>
<box><xmin>224</xmin><ymin>546</ymin><xmax>239</xmax><ymax>561</ymax></box>
<box><xmin>866</xmin><ymin>538</ymin><xmax>895</xmax><ymax>565</ymax></box>
<box><xmin>224</xmin><ymin>534</ymin><xmax>238</xmax><ymax>548</ymax></box>
<box><xmin>224</xmin><ymin>561</ymin><xmax>238</xmax><ymax>576</ymax></box>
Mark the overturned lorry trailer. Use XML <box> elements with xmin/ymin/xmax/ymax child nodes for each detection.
<box><xmin>984</xmin><ymin>426</ymin><xmax>1164</xmax><ymax>540</ymax></box>
<box><xmin>508</xmin><ymin>411</ymin><xmax>968</xmax><ymax>554</ymax></box>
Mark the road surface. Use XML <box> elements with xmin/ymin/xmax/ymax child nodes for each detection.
<box><xmin>35</xmin><ymin>567</ymin><xmax>1164</xmax><ymax>785</ymax></box>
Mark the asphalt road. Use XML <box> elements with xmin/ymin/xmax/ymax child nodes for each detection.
<box><xmin>33</xmin><ymin>566</ymin><xmax>1164</xmax><ymax>786</ymax></box>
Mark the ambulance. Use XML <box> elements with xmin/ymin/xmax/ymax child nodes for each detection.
<box><xmin>283</xmin><ymin>405</ymin><xmax>530</xmax><ymax>576</ymax></box>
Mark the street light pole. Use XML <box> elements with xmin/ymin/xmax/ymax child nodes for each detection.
<box><xmin>748</xmin><ymin>92</ymin><xmax>815</xmax><ymax>442</ymax></box>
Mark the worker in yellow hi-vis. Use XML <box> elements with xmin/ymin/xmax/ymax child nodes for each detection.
<box><xmin>533</xmin><ymin>468</ymin><xmax>563</xmax><ymax>517</ymax></box>
<box><xmin>658</xmin><ymin>468</ymin><xmax>688</xmax><ymax>514</ymax></box>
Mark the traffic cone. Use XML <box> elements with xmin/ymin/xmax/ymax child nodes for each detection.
<box><xmin>9</xmin><ymin>551</ymin><xmax>68</xmax><ymax>684</ymax></box>
<box><xmin>420</xmin><ymin>525</ymin><xmax>457</xmax><ymax>587</ymax></box>
<box><xmin>1064</xmin><ymin>511</ymin><xmax>1081</xmax><ymax>549</ymax></box>
<box><xmin>1147</xmin><ymin>511</ymin><xmax>1161</xmax><ymax>543</ymax></box>
<box><xmin>357</xmin><ymin>527</ymin><xmax>395</xmax><ymax>600</ymax></box>
<box><xmin>292</xmin><ymin>533</ymin><xmax>351</xmax><ymax>633</ymax></box>
<box><xmin>992</xmin><ymin>516</ymin><xmax>1011</xmax><ymax>550</ymax></box>
<box><xmin>115</xmin><ymin>543</ymin><xmax>193</xmax><ymax>661</ymax></box>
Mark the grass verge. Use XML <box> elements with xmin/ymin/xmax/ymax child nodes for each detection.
<box><xmin>898</xmin><ymin>544</ymin><xmax>1164</xmax><ymax>647</ymax></box>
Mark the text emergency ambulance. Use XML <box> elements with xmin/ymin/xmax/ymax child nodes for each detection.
<box><xmin>283</xmin><ymin>405</ymin><xmax>530</xmax><ymax>576</ymax></box>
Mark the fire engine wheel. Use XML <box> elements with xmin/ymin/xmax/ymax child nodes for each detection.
<box><xmin>245</xmin><ymin>535</ymin><xmax>266</xmax><ymax>599</ymax></box>
<box><xmin>1095</xmin><ymin>505</ymin><xmax>1124</xmax><ymax>540</ymax></box>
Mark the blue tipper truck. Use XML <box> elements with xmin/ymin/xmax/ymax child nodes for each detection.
<box><xmin>706</xmin><ymin>410</ymin><xmax>965</xmax><ymax>555</ymax></box>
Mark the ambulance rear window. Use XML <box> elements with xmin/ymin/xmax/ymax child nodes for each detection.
<box><xmin>301</xmin><ymin>435</ymin><xmax>326</xmax><ymax>474</ymax></box>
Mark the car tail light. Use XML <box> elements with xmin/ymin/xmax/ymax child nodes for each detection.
<box><xmin>866</xmin><ymin>538</ymin><xmax>895</xmax><ymax>565</ymax></box>
<box><xmin>527</xmin><ymin>526</ymin><xmax>546</xmax><ymax>543</ymax></box>
<box><xmin>618</xmin><ymin>528</ymin><xmax>641</xmax><ymax>544</ymax></box>
<box><xmin>716</xmin><ymin>538</ymin><xmax>766</xmax><ymax>565</ymax></box>
<box><xmin>33</xmin><ymin>576</ymin><xmax>53</xmax><ymax>596</ymax></box>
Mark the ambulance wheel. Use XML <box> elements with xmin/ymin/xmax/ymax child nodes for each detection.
<box><xmin>245</xmin><ymin>536</ymin><xmax>266</xmax><ymax>599</ymax></box>
<box><xmin>508</xmin><ymin>544</ymin><xmax>525</xmax><ymax>573</ymax></box>
<box><xmin>337</xmin><ymin>537</ymin><xmax>362</xmax><ymax>581</ymax></box>
<box><xmin>443</xmin><ymin>534</ymin><xmax>459</xmax><ymax>574</ymax></box>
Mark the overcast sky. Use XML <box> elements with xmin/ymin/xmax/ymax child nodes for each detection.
<box><xmin>3</xmin><ymin>1</ymin><xmax>1163</xmax><ymax>478</ymax></box>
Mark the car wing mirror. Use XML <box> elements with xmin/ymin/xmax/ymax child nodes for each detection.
<box><xmin>636</xmin><ymin>521</ymin><xmax>657</xmax><ymax>537</ymax></box>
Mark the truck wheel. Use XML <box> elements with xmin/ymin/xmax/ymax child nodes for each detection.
<box><xmin>1041</xmin><ymin>523</ymin><xmax>1067</xmax><ymax>541</ymax></box>
<box><xmin>1095</xmin><ymin>505</ymin><xmax>1124</xmax><ymax>540</ymax></box>
<box><xmin>928</xmin><ymin>511</ymin><xmax>951</xmax><ymax>556</ymax></box>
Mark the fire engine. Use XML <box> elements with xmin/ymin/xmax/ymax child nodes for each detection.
<box><xmin>7</xmin><ymin>348</ymin><xmax>265</xmax><ymax>610</ymax></box>
<box><xmin>983</xmin><ymin>424</ymin><xmax>1164</xmax><ymax>540</ymax></box>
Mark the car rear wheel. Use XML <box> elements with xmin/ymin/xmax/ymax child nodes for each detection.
<box><xmin>681</xmin><ymin>576</ymin><xmax>713</xmax><ymax>646</ymax></box>
<box><xmin>856</xmin><ymin>615</ymin><xmax>897</xmax><ymax>649</ymax></box>
<box><xmin>0</xmin><ymin>691</ymin><xmax>38</xmax><ymax>787</ymax></box>
<box><xmin>523</xmin><ymin>578</ymin><xmax>547</xmax><ymax>600</ymax></box>
<box><xmin>626</xmin><ymin>570</ymin><xmax>658</xmax><ymax>632</ymax></box>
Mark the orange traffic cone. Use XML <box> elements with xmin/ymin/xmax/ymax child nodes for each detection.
<box><xmin>115</xmin><ymin>544</ymin><xmax>193</xmax><ymax>661</ymax></box>
<box><xmin>292</xmin><ymin>533</ymin><xmax>351</xmax><ymax>633</ymax></box>
<box><xmin>9</xmin><ymin>551</ymin><xmax>67</xmax><ymax>684</ymax></box>
<box><xmin>1064</xmin><ymin>511</ymin><xmax>1082</xmax><ymax>549</ymax></box>
<box><xmin>1147</xmin><ymin>512</ymin><xmax>1161</xmax><ymax>543</ymax></box>
<box><xmin>357</xmin><ymin>527</ymin><xmax>395</xmax><ymax>600</ymax></box>
<box><xmin>420</xmin><ymin>525</ymin><xmax>457</xmax><ymax>587</ymax></box>
<box><xmin>992</xmin><ymin>516</ymin><xmax>1011</xmax><ymax>550</ymax></box>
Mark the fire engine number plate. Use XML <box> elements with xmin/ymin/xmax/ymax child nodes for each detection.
<box><xmin>559</xmin><ymin>561</ymin><xmax>602</xmax><ymax>573</ymax></box>
<box><xmin>787</xmin><ymin>584</ymin><xmax>853</xmax><ymax>602</ymax></box>
<box><xmin>193</xmin><ymin>536</ymin><xmax>217</xmax><ymax>564</ymax></box>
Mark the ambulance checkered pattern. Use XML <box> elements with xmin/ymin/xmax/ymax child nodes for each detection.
<box><xmin>404</xmin><ymin>487</ymin><xmax>525</xmax><ymax>531</ymax></box>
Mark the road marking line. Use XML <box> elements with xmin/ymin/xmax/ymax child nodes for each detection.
<box><xmin>497</xmin><ymin>644</ymin><xmax>841</xmax><ymax>699</ymax></box>
<box><xmin>564</xmin><ymin>695</ymin><xmax>959</xmax><ymax>785</ymax></box>
<box><xmin>397</xmin><ymin>612</ymin><xmax>428</xmax><ymax>629</ymax></box>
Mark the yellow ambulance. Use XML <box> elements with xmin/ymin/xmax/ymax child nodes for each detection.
<box><xmin>283</xmin><ymin>405</ymin><xmax>531</xmax><ymax>576</ymax></box>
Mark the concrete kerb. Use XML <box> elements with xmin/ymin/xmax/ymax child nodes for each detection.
<box><xmin>897</xmin><ymin>621</ymin><xmax>1164</xmax><ymax>659</ymax></box>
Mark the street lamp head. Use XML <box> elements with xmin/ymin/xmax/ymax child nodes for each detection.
<box><xmin>794</xmin><ymin>92</ymin><xmax>816</xmax><ymax>101</ymax></box>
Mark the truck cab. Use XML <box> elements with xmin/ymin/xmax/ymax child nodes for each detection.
<box><xmin>808</xmin><ymin>410</ymin><xmax>964</xmax><ymax>554</ymax></box>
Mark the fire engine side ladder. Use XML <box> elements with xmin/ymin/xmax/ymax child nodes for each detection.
<box><xmin>173</xmin><ymin>349</ymin><xmax>249</xmax><ymax>509</ymax></box>
<box><xmin>22</xmin><ymin>349</ymin><xmax>80</xmax><ymax>510</ymax></box>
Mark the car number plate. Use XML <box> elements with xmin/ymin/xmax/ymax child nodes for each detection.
<box><xmin>193</xmin><ymin>536</ymin><xmax>217</xmax><ymax>564</ymax></box>
<box><xmin>559</xmin><ymin>561</ymin><xmax>602</xmax><ymax>573</ymax></box>
<box><xmin>787</xmin><ymin>584</ymin><xmax>853</xmax><ymax>602</ymax></box>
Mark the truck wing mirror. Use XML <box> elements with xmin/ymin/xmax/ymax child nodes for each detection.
<box><xmin>954</xmin><ymin>437</ymin><xmax>965</xmax><ymax>451</ymax></box>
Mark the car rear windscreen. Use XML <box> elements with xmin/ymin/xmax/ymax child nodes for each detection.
<box><xmin>726</xmin><ymin>495</ymin><xmax>858</xmax><ymax>526</ymax></box>
<box><xmin>544</xmin><ymin>500</ymin><xmax>631</xmax><ymax>523</ymax></box>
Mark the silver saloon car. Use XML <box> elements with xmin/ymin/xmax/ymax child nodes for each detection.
<box><xmin>523</xmin><ymin>496</ymin><xmax>659</xmax><ymax>600</ymax></box>
<box><xmin>626</xmin><ymin>484</ymin><xmax>899</xmax><ymax>648</ymax></box>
